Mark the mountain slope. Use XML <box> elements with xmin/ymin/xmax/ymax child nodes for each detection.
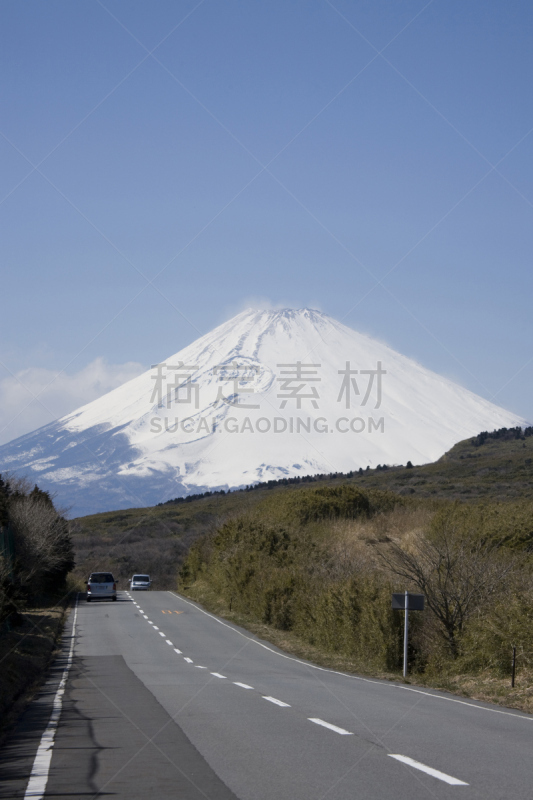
<box><xmin>0</xmin><ymin>309</ymin><xmax>526</xmax><ymax>516</ymax></box>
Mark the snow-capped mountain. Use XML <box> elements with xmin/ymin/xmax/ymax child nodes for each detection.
<box><xmin>0</xmin><ymin>309</ymin><xmax>526</xmax><ymax>516</ymax></box>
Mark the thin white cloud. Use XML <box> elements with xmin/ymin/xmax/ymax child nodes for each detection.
<box><xmin>221</xmin><ymin>296</ymin><xmax>324</xmax><ymax>323</ymax></box>
<box><xmin>0</xmin><ymin>358</ymin><xmax>146</xmax><ymax>446</ymax></box>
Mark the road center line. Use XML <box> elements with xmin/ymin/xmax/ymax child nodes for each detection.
<box><xmin>263</xmin><ymin>696</ymin><xmax>290</xmax><ymax>707</ymax></box>
<box><xmin>388</xmin><ymin>755</ymin><xmax>468</xmax><ymax>786</ymax></box>
<box><xmin>234</xmin><ymin>682</ymin><xmax>254</xmax><ymax>689</ymax></box>
<box><xmin>165</xmin><ymin>640</ymin><xmax>173</xmax><ymax>645</ymax></box>
<box><xmin>184</xmin><ymin>657</ymin><xmax>193</xmax><ymax>663</ymax></box>
<box><xmin>153</xmin><ymin>626</ymin><xmax>159</xmax><ymax>630</ymax></box>
<box><xmin>158</xmin><ymin>632</ymin><xmax>166</xmax><ymax>637</ymax></box>
<box><xmin>195</xmin><ymin>665</ymin><xmax>207</xmax><ymax>669</ymax></box>
<box><xmin>23</xmin><ymin>595</ymin><xmax>79</xmax><ymax>800</ymax></box>
<box><xmin>174</xmin><ymin>648</ymin><xmax>182</xmax><ymax>654</ymax></box>
<box><xmin>211</xmin><ymin>673</ymin><xmax>227</xmax><ymax>679</ymax></box>
<box><xmin>308</xmin><ymin>718</ymin><xmax>353</xmax><ymax>735</ymax></box>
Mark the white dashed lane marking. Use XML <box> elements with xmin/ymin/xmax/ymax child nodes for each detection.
<box><xmin>308</xmin><ymin>718</ymin><xmax>353</xmax><ymax>735</ymax></box>
<box><xmin>158</xmin><ymin>632</ymin><xmax>166</xmax><ymax>637</ymax></box>
<box><xmin>263</xmin><ymin>696</ymin><xmax>290</xmax><ymax>707</ymax></box>
<box><xmin>388</xmin><ymin>755</ymin><xmax>468</xmax><ymax>786</ymax></box>
<box><xmin>136</xmin><ymin>598</ymin><xmax>471</xmax><ymax>788</ymax></box>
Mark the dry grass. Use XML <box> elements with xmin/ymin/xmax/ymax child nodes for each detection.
<box><xmin>327</xmin><ymin>506</ymin><xmax>435</xmax><ymax>564</ymax></box>
<box><xmin>419</xmin><ymin>670</ymin><xmax>533</xmax><ymax>714</ymax></box>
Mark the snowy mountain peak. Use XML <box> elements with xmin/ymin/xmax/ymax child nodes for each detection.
<box><xmin>0</xmin><ymin>309</ymin><xmax>527</xmax><ymax>516</ymax></box>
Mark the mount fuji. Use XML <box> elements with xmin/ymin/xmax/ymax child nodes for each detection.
<box><xmin>0</xmin><ymin>309</ymin><xmax>526</xmax><ymax>516</ymax></box>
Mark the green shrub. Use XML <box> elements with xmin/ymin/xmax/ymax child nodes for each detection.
<box><xmin>178</xmin><ymin>487</ymin><xmax>533</xmax><ymax>677</ymax></box>
<box><xmin>278</xmin><ymin>484</ymin><xmax>371</xmax><ymax>524</ymax></box>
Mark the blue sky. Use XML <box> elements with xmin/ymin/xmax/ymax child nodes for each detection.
<box><xmin>1</xmin><ymin>0</ymin><xmax>532</xmax><ymax>444</ymax></box>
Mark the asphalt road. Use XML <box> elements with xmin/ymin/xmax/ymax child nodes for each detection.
<box><xmin>2</xmin><ymin>590</ymin><xmax>533</xmax><ymax>799</ymax></box>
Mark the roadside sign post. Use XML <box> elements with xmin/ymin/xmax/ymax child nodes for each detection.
<box><xmin>403</xmin><ymin>591</ymin><xmax>408</xmax><ymax>679</ymax></box>
<box><xmin>392</xmin><ymin>592</ymin><xmax>425</xmax><ymax>678</ymax></box>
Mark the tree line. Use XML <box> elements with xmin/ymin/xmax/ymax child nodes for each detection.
<box><xmin>471</xmin><ymin>425</ymin><xmax>533</xmax><ymax>447</ymax></box>
<box><xmin>159</xmin><ymin>464</ymin><xmax>413</xmax><ymax>506</ymax></box>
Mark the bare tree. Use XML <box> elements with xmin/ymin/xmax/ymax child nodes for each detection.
<box><xmin>378</xmin><ymin>515</ymin><xmax>516</xmax><ymax>657</ymax></box>
<box><xmin>9</xmin><ymin>492</ymin><xmax>74</xmax><ymax>598</ymax></box>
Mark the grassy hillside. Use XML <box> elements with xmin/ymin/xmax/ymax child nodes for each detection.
<box><xmin>70</xmin><ymin>487</ymin><xmax>272</xmax><ymax>587</ymax></box>
<box><xmin>71</xmin><ymin>427</ymin><xmax>533</xmax><ymax>587</ymax></box>
<box><xmin>349</xmin><ymin>428</ymin><xmax>533</xmax><ymax>500</ymax></box>
<box><xmin>178</xmin><ymin>482</ymin><xmax>533</xmax><ymax>711</ymax></box>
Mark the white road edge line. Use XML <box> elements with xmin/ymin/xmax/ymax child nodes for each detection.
<box><xmin>234</xmin><ymin>682</ymin><xmax>254</xmax><ymax>689</ymax></box>
<box><xmin>388</xmin><ymin>755</ymin><xmax>468</xmax><ymax>786</ymax></box>
<box><xmin>211</xmin><ymin>673</ymin><xmax>227</xmax><ymax>679</ymax></box>
<box><xmin>167</xmin><ymin>591</ymin><xmax>533</xmax><ymax>723</ymax></box>
<box><xmin>308</xmin><ymin>718</ymin><xmax>353</xmax><ymax>735</ymax></box>
<box><xmin>24</xmin><ymin>595</ymin><xmax>79</xmax><ymax>800</ymax></box>
<box><xmin>263</xmin><ymin>696</ymin><xmax>290</xmax><ymax>707</ymax></box>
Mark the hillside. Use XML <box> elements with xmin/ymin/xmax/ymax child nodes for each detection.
<box><xmin>176</xmin><ymin>461</ymin><xmax>533</xmax><ymax>712</ymax></box>
<box><xmin>71</xmin><ymin>426</ymin><xmax>533</xmax><ymax>586</ymax></box>
<box><xmin>344</xmin><ymin>425</ymin><xmax>533</xmax><ymax>501</ymax></box>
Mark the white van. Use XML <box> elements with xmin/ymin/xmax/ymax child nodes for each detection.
<box><xmin>86</xmin><ymin>572</ymin><xmax>117</xmax><ymax>602</ymax></box>
<box><xmin>130</xmin><ymin>574</ymin><xmax>151</xmax><ymax>591</ymax></box>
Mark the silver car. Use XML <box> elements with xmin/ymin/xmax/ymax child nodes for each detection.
<box><xmin>130</xmin><ymin>574</ymin><xmax>151</xmax><ymax>591</ymax></box>
<box><xmin>86</xmin><ymin>572</ymin><xmax>117</xmax><ymax>602</ymax></box>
